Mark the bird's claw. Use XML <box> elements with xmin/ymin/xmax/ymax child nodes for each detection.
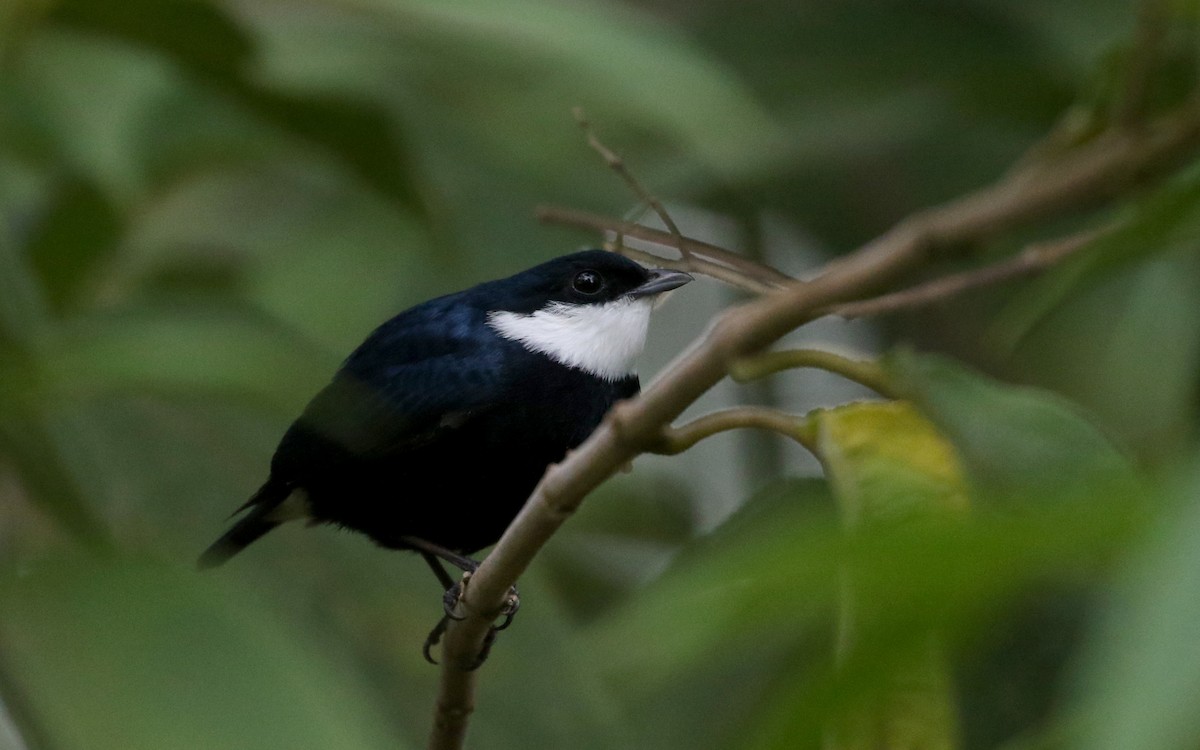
<box><xmin>423</xmin><ymin>615</ymin><xmax>449</xmax><ymax>665</ymax></box>
<box><xmin>423</xmin><ymin>577</ymin><xmax>521</xmax><ymax>668</ymax></box>
<box><xmin>441</xmin><ymin>574</ymin><xmax>468</xmax><ymax>621</ymax></box>
<box><xmin>491</xmin><ymin>587</ymin><xmax>520</xmax><ymax>631</ymax></box>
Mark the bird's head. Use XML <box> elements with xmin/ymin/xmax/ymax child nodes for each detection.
<box><xmin>485</xmin><ymin>249</ymin><xmax>692</xmax><ymax>381</ymax></box>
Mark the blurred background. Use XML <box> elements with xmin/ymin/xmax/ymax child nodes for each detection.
<box><xmin>2</xmin><ymin>1</ymin><xmax>1199</xmax><ymax>749</ymax></box>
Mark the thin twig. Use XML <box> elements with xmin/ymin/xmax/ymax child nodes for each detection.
<box><xmin>729</xmin><ymin>348</ymin><xmax>899</xmax><ymax>399</ymax></box>
<box><xmin>828</xmin><ymin>225</ymin><xmax>1114</xmax><ymax>319</ymax></box>
<box><xmin>574</xmin><ymin>107</ymin><xmax>690</xmax><ymax>258</ymax></box>
<box><xmin>649</xmin><ymin>407</ymin><xmax>818</xmax><ymax>455</ymax></box>
<box><xmin>536</xmin><ymin>204</ymin><xmax>794</xmax><ymax>293</ymax></box>
<box><xmin>427</xmin><ymin>104</ymin><xmax>1200</xmax><ymax>750</ymax></box>
<box><xmin>604</xmin><ymin>240</ymin><xmax>778</xmax><ymax>295</ymax></box>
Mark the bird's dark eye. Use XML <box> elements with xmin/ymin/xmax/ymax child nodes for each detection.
<box><xmin>572</xmin><ymin>270</ymin><xmax>603</xmax><ymax>295</ymax></box>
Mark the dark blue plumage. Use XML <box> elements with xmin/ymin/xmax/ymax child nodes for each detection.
<box><xmin>199</xmin><ymin>250</ymin><xmax>690</xmax><ymax>568</ymax></box>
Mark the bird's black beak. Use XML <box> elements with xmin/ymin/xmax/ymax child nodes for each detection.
<box><xmin>628</xmin><ymin>269</ymin><xmax>693</xmax><ymax>299</ymax></box>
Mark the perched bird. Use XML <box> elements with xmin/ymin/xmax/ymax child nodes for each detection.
<box><xmin>199</xmin><ymin>249</ymin><xmax>690</xmax><ymax>658</ymax></box>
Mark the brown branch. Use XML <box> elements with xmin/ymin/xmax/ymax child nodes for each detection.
<box><xmin>427</xmin><ymin>104</ymin><xmax>1200</xmax><ymax>750</ymax></box>
<box><xmin>828</xmin><ymin>225</ymin><xmax>1114</xmax><ymax>319</ymax></box>
<box><xmin>814</xmin><ymin>103</ymin><xmax>1200</xmax><ymax>296</ymax></box>
<box><xmin>536</xmin><ymin>204</ymin><xmax>794</xmax><ymax>293</ymax></box>
<box><xmin>649</xmin><ymin>407</ymin><xmax>818</xmax><ymax>455</ymax></box>
<box><xmin>428</xmin><ymin>667</ymin><xmax>476</xmax><ymax>750</ymax></box>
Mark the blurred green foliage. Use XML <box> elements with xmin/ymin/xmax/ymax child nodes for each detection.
<box><xmin>1</xmin><ymin>1</ymin><xmax>1200</xmax><ymax>749</ymax></box>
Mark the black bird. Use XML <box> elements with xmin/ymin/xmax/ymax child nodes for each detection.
<box><xmin>199</xmin><ymin>250</ymin><xmax>691</xmax><ymax>659</ymax></box>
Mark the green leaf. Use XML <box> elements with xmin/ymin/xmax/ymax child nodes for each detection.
<box><xmin>0</xmin><ymin>414</ymin><xmax>113</xmax><ymax>550</ymax></box>
<box><xmin>587</xmin><ymin>484</ymin><xmax>1140</xmax><ymax>750</ymax></box>
<box><xmin>1068</xmin><ymin>463</ymin><xmax>1200</xmax><ymax>750</ymax></box>
<box><xmin>580</xmin><ymin>393</ymin><xmax>1140</xmax><ymax>748</ymax></box>
<box><xmin>48</xmin><ymin>0</ymin><xmax>255</xmax><ymax>79</ymax></box>
<box><xmin>785</xmin><ymin>402</ymin><xmax>965</xmax><ymax>750</ymax></box>
<box><xmin>24</xmin><ymin>175</ymin><xmax>123</xmax><ymax>312</ymax></box>
<box><xmin>25</xmin><ymin>309</ymin><xmax>338</xmax><ymax>414</ymax></box>
<box><xmin>236</xmin><ymin>89</ymin><xmax>425</xmax><ymax>211</ymax></box>
<box><xmin>251</xmin><ymin>0</ymin><xmax>787</xmax><ymax>214</ymax></box>
<box><xmin>814</xmin><ymin>401</ymin><xmax>971</xmax><ymax>522</ymax></box>
<box><xmin>991</xmin><ymin>157</ymin><xmax>1200</xmax><ymax>352</ymax></box>
<box><xmin>47</xmin><ymin>0</ymin><xmax>426</xmax><ymax>209</ymax></box>
<box><xmin>1000</xmin><ymin>250</ymin><xmax>1200</xmax><ymax>452</ymax></box>
<box><xmin>0</xmin><ymin>232</ymin><xmax>110</xmax><ymax>548</ymax></box>
<box><xmin>885</xmin><ymin>351</ymin><xmax>1140</xmax><ymax>502</ymax></box>
<box><xmin>585</xmin><ymin>478</ymin><xmax>837</xmax><ymax>689</ymax></box>
<box><xmin>0</xmin><ymin>556</ymin><xmax>407</xmax><ymax>750</ymax></box>
<box><xmin>0</xmin><ymin>212</ymin><xmax>50</xmax><ymax>350</ymax></box>
<box><xmin>0</xmin><ymin>75</ymin><xmax>59</xmax><ymax>166</ymax></box>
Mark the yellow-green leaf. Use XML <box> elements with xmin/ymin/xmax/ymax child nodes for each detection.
<box><xmin>813</xmin><ymin>400</ymin><xmax>970</xmax><ymax>523</ymax></box>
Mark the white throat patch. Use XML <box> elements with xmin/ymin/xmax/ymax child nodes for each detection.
<box><xmin>487</xmin><ymin>298</ymin><xmax>654</xmax><ymax>380</ymax></box>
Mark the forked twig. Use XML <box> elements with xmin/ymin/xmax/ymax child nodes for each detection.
<box><xmin>828</xmin><ymin>225</ymin><xmax>1113</xmax><ymax>319</ymax></box>
<box><xmin>574</xmin><ymin>107</ymin><xmax>689</xmax><ymax>258</ymax></box>
<box><xmin>537</xmin><ymin>204</ymin><xmax>793</xmax><ymax>294</ymax></box>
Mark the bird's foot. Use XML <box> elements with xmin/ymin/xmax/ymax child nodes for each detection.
<box><xmin>441</xmin><ymin>571</ymin><xmax>520</xmax><ymax>625</ymax></box>
<box><xmin>422</xmin><ymin>615</ymin><xmax>450</xmax><ymax>664</ymax></box>
<box><xmin>423</xmin><ymin>572</ymin><xmax>521</xmax><ymax>669</ymax></box>
<box><xmin>441</xmin><ymin>573</ymin><xmax>469</xmax><ymax>621</ymax></box>
<box><xmin>492</xmin><ymin>585</ymin><xmax>520</xmax><ymax>631</ymax></box>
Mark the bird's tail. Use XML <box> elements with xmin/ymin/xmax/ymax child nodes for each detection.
<box><xmin>197</xmin><ymin>479</ymin><xmax>292</xmax><ymax>569</ymax></box>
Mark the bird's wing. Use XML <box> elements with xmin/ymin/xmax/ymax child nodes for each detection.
<box><xmin>271</xmin><ymin>299</ymin><xmax>506</xmax><ymax>477</ymax></box>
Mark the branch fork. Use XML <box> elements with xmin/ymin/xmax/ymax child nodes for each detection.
<box><xmin>427</xmin><ymin>100</ymin><xmax>1200</xmax><ymax>750</ymax></box>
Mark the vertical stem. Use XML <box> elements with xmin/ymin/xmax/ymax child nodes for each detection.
<box><xmin>735</xmin><ymin>212</ymin><xmax>787</xmax><ymax>482</ymax></box>
<box><xmin>427</xmin><ymin>666</ymin><xmax>477</xmax><ymax>750</ymax></box>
